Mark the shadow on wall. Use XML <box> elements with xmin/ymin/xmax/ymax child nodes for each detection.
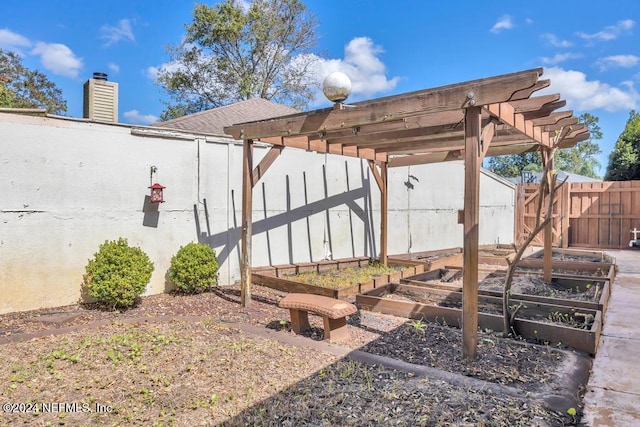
<box><xmin>193</xmin><ymin>161</ymin><xmax>377</xmax><ymax>269</ymax></box>
<box><xmin>142</xmin><ymin>195</ymin><xmax>160</xmax><ymax>228</ymax></box>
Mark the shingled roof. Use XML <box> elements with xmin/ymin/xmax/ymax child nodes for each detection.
<box><xmin>153</xmin><ymin>98</ymin><xmax>299</xmax><ymax>136</ymax></box>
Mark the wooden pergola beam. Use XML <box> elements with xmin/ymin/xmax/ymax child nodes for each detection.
<box><xmin>310</xmin><ymin>109</ymin><xmax>466</xmax><ymax>143</ymax></box>
<box><xmin>485</xmin><ymin>102</ymin><xmax>551</xmax><ymax>147</ymax></box>
<box><xmin>481</xmin><ymin>120</ymin><xmax>496</xmax><ymax>159</ymax></box>
<box><xmin>386</xmin><ymin>129</ymin><xmax>586</xmax><ymax>168</ymax></box>
<box><xmin>388</xmin><ymin>151</ymin><xmax>463</xmax><ymax>167</ymax></box>
<box><xmin>558</xmin><ymin>128</ymin><xmax>589</xmax><ymax>148</ymax></box>
<box><xmin>383</xmin><ymin>133</ymin><xmax>543</xmax><ymax>157</ymax></box>
<box><xmin>522</xmin><ymin>100</ymin><xmax>567</xmax><ymax>120</ymax></box>
<box><xmin>510</xmin><ymin>94</ymin><xmax>561</xmax><ymax>113</ymax></box>
<box><xmin>257</xmin><ymin>135</ymin><xmax>388</xmax><ymax>162</ymax></box>
<box><xmin>485</xmin><ymin>143</ymin><xmax>539</xmax><ymax>156</ymax></box>
<box><xmin>367</xmin><ymin>160</ymin><xmax>384</xmax><ymax>190</ymax></box>
<box><xmin>252</xmin><ymin>146</ymin><xmax>284</xmax><ymax>187</ymax></box>
<box><xmin>225</xmin><ymin>68</ymin><xmax>545</xmax><ymax>140</ymax></box>
<box><xmin>531</xmin><ymin>110</ymin><xmax>574</xmax><ymax>127</ymax></box>
<box><xmin>331</xmin><ymin>122</ymin><xmax>463</xmax><ymax>147</ymax></box>
<box><xmin>353</xmin><ymin>129</ymin><xmax>534</xmax><ymax>157</ymax></box>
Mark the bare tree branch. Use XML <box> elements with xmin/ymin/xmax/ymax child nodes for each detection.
<box><xmin>502</xmin><ymin>128</ymin><xmax>571</xmax><ymax>337</ymax></box>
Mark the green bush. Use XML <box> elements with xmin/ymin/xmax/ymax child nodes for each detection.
<box><xmin>168</xmin><ymin>242</ymin><xmax>219</xmax><ymax>293</ymax></box>
<box><xmin>82</xmin><ymin>238</ymin><xmax>154</xmax><ymax>309</ymax></box>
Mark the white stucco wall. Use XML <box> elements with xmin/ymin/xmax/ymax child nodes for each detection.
<box><xmin>0</xmin><ymin>112</ymin><xmax>514</xmax><ymax>314</ymax></box>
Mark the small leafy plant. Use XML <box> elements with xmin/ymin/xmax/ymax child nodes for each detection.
<box><xmin>408</xmin><ymin>319</ymin><xmax>426</xmax><ymax>333</ymax></box>
<box><xmin>168</xmin><ymin>242</ymin><xmax>219</xmax><ymax>293</ymax></box>
<box><xmin>83</xmin><ymin>238</ymin><xmax>154</xmax><ymax>309</ymax></box>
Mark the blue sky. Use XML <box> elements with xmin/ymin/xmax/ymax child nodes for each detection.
<box><xmin>2</xmin><ymin>0</ymin><xmax>639</xmax><ymax>175</ymax></box>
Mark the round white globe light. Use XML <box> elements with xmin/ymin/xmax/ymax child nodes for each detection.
<box><xmin>322</xmin><ymin>72</ymin><xmax>352</xmax><ymax>103</ymax></box>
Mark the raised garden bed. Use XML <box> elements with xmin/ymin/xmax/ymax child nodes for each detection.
<box><xmin>403</xmin><ymin>269</ymin><xmax>610</xmax><ymax>313</ymax></box>
<box><xmin>356</xmin><ymin>247</ymin><xmax>614</xmax><ymax>354</ymax></box>
<box><xmin>252</xmin><ymin>257</ymin><xmax>424</xmax><ymax>299</ymax></box>
<box><xmin>356</xmin><ymin>282</ymin><xmax>603</xmax><ymax>354</ymax></box>
<box><xmin>390</xmin><ymin>244</ymin><xmax>533</xmax><ymax>271</ymax></box>
<box><xmin>410</xmin><ymin>247</ymin><xmax>617</xmax><ymax>284</ymax></box>
<box><xmin>528</xmin><ymin>248</ymin><xmax>616</xmax><ymax>264</ymax></box>
<box><xmin>517</xmin><ymin>248</ymin><xmax>617</xmax><ymax>286</ymax></box>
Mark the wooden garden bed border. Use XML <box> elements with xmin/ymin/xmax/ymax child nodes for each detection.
<box><xmin>251</xmin><ymin>258</ymin><xmax>424</xmax><ymax>300</ymax></box>
<box><xmin>389</xmin><ymin>247</ymin><xmax>463</xmax><ymax>271</ymax></box>
<box><xmin>356</xmin><ymin>283</ymin><xmax>602</xmax><ymax>354</ymax></box>
<box><xmin>528</xmin><ymin>247</ymin><xmax>616</xmax><ymax>264</ymax></box>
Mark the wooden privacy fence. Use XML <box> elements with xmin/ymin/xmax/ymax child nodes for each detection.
<box><xmin>515</xmin><ymin>181</ymin><xmax>640</xmax><ymax>249</ymax></box>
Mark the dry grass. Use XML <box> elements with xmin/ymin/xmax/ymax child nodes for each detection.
<box><xmin>0</xmin><ymin>318</ymin><xmax>574</xmax><ymax>427</ymax></box>
<box><xmin>0</xmin><ymin>286</ymin><xmax>581</xmax><ymax>426</ymax></box>
<box><xmin>285</xmin><ymin>263</ymin><xmax>401</xmax><ymax>290</ymax></box>
<box><xmin>0</xmin><ymin>319</ymin><xmax>338</xmax><ymax>426</ymax></box>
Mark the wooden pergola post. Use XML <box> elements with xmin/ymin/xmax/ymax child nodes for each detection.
<box><xmin>463</xmin><ymin>106</ymin><xmax>482</xmax><ymax>359</ymax></box>
<box><xmin>543</xmin><ymin>150</ymin><xmax>553</xmax><ymax>282</ymax></box>
<box><xmin>368</xmin><ymin>160</ymin><xmax>389</xmax><ymax>264</ymax></box>
<box><xmin>380</xmin><ymin>161</ymin><xmax>388</xmax><ymax>264</ymax></box>
<box><xmin>241</xmin><ymin>139</ymin><xmax>254</xmax><ymax>307</ymax></box>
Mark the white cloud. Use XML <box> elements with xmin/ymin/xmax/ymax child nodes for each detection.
<box><xmin>100</xmin><ymin>19</ymin><xmax>135</xmax><ymax>47</ymax></box>
<box><xmin>145</xmin><ymin>60</ymin><xmax>184</xmax><ymax>81</ymax></box>
<box><xmin>123</xmin><ymin>110</ymin><xmax>159</xmax><ymax>125</ymax></box>
<box><xmin>30</xmin><ymin>42</ymin><xmax>82</xmax><ymax>78</ymax></box>
<box><xmin>490</xmin><ymin>15</ymin><xmax>513</xmax><ymax>34</ymax></box>
<box><xmin>311</xmin><ymin>37</ymin><xmax>399</xmax><ymax>104</ymax></box>
<box><xmin>108</xmin><ymin>62</ymin><xmax>120</xmax><ymax>73</ymax></box>
<box><xmin>541</xmin><ymin>33</ymin><xmax>572</xmax><ymax>48</ymax></box>
<box><xmin>0</xmin><ymin>28</ymin><xmax>31</xmax><ymax>49</ymax></box>
<box><xmin>577</xmin><ymin>19</ymin><xmax>635</xmax><ymax>41</ymax></box>
<box><xmin>540</xmin><ymin>67</ymin><xmax>638</xmax><ymax>112</ymax></box>
<box><xmin>145</xmin><ymin>66</ymin><xmax>160</xmax><ymax>80</ymax></box>
<box><xmin>541</xmin><ymin>52</ymin><xmax>582</xmax><ymax>65</ymax></box>
<box><xmin>597</xmin><ymin>55</ymin><xmax>640</xmax><ymax>71</ymax></box>
<box><xmin>237</xmin><ymin>0</ymin><xmax>251</xmax><ymax>12</ymax></box>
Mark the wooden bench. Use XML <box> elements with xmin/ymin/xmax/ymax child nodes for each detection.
<box><xmin>279</xmin><ymin>293</ymin><xmax>357</xmax><ymax>343</ymax></box>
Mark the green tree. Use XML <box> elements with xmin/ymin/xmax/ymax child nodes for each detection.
<box><xmin>487</xmin><ymin>152</ymin><xmax>542</xmax><ymax>178</ymax></box>
<box><xmin>488</xmin><ymin>113</ymin><xmax>602</xmax><ymax>179</ymax></box>
<box><xmin>0</xmin><ymin>49</ymin><xmax>67</xmax><ymax>114</ymax></box>
<box><xmin>157</xmin><ymin>0</ymin><xmax>319</xmax><ymax>120</ymax></box>
<box><xmin>554</xmin><ymin>113</ymin><xmax>602</xmax><ymax>179</ymax></box>
<box><xmin>0</xmin><ymin>74</ymin><xmax>15</xmax><ymax>107</ymax></box>
<box><xmin>604</xmin><ymin>110</ymin><xmax>640</xmax><ymax>181</ymax></box>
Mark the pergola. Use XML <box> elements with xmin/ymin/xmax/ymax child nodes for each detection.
<box><xmin>224</xmin><ymin>68</ymin><xmax>589</xmax><ymax>358</ymax></box>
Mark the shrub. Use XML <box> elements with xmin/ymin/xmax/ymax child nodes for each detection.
<box><xmin>82</xmin><ymin>238</ymin><xmax>154</xmax><ymax>309</ymax></box>
<box><xmin>168</xmin><ymin>242</ymin><xmax>219</xmax><ymax>293</ymax></box>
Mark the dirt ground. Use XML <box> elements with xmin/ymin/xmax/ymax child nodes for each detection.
<box><xmin>0</xmin><ymin>285</ymin><xmax>586</xmax><ymax>426</ymax></box>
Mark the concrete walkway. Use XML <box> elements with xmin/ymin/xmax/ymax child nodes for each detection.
<box><xmin>582</xmin><ymin>250</ymin><xmax>640</xmax><ymax>426</ymax></box>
